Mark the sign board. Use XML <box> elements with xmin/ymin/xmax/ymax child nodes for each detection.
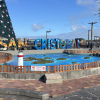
<box><xmin>31</xmin><ymin>66</ymin><xmax>46</xmax><ymax>71</ymax></box>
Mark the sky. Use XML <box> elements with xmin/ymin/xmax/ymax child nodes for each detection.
<box><xmin>5</xmin><ymin>0</ymin><xmax>100</xmax><ymax>40</ymax></box>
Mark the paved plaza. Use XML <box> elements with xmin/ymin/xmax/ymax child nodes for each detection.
<box><xmin>0</xmin><ymin>74</ymin><xmax>99</xmax><ymax>100</ymax></box>
<box><xmin>0</xmin><ymin>49</ymin><xmax>100</xmax><ymax>100</ymax></box>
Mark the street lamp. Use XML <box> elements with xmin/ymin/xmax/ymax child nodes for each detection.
<box><xmin>88</xmin><ymin>22</ymin><xmax>97</xmax><ymax>50</ymax></box>
<box><xmin>46</xmin><ymin>31</ymin><xmax>51</xmax><ymax>40</ymax></box>
<box><xmin>88</xmin><ymin>30</ymin><xmax>91</xmax><ymax>47</ymax></box>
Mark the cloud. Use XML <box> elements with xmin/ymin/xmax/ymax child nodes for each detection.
<box><xmin>77</xmin><ymin>0</ymin><xmax>96</xmax><ymax>6</ymax></box>
<box><xmin>71</xmin><ymin>26</ymin><xmax>77</xmax><ymax>31</ymax></box>
<box><xmin>71</xmin><ymin>24</ymin><xmax>89</xmax><ymax>32</ymax></box>
<box><xmin>31</xmin><ymin>23</ymin><xmax>45</xmax><ymax>32</ymax></box>
<box><xmin>17</xmin><ymin>28</ymin><xmax>100</xmax><ymax>40</ymax></box>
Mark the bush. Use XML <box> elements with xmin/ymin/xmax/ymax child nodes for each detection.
<box><xmin>44</xmin><ymin>57</ymin><xmax>52</xmax><ymax>59</ymax></box>
<box><xmin>84</xmin><ymin>57</ymin><xmax>90</xmax><ymax>59</ymax></box>
<box><xmin>31</xmin><ymin>58</ymin><xmax>54</xmax><ymax>64</ymax></box>
<box><xmin>72</xmin><ymin>62</ymin><xmax>77</xmax><ymax>64</ymax></box>
<box><xmin>23</xmin><ymin>57</ymin><xmax>38</xmax><ymax>61</ymax></box>
<box><xmin>57</xmin><ymin>57</ymin><xmax>67</xmax><ymax>60</ymax></box>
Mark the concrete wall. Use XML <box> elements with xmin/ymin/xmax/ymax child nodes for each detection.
<box><xmin>0</xmin><ymin>49</ymin><xmax>65</xmax><ymax>55</ymax></box>
<box><xmin>0</xmin><ymin>48</ymin><xmax>90</xmax><ymax>56</ymax></box>
<box><xmin>0</xmin><ymin>67</ymin><xmax>100</xmax><ymax>81</ymax></box>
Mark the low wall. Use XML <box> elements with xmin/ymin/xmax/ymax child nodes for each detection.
<box><xmin>64</xmin><ymin>49</ymin><xmax>100</xmax><ymax>54</ymax></box>
<box><xmin>0</xmin><ymin>49</ymin><xmax>65</xmax><ymax>55</ymax></box>
<box><xmin>0</xmin><ymin>52</ymin><xmax>13</xmax><ymax>64</ymax></box>
<box><xmin>0</xmin><ymin>67</ymin><xmax>100</xmax><ymax>81</ymax></box>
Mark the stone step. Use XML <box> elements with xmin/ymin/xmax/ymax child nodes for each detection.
<box><xmin>44</xmin><ymin>73</ymin><xmax>62</xmax><ymax>84</ymax></box>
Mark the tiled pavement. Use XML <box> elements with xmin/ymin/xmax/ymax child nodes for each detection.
<box><xmin>0</xmin><ymin>74</ymin><xmax>100</xmax><ymax>100</ymax></box>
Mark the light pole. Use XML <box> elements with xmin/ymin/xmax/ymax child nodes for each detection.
<box><xmin>46</xmin><ymin>31</ymin><xmax>51</xmax><ymax>40</ymax></box>
<box><xmin>88</xmin><ymin>22</ymin><xmax>97</xmax><ymax>50</ymax></box>
<box><xmin>88</xmin><ymin>30</ymin><xmax>91</xmax><ymax>47</ymax></box>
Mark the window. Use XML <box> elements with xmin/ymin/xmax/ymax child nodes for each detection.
<box><xmin>0</xmin><ymin>5</ymin><xmax>1</xmax><ymax>7</ymax></box>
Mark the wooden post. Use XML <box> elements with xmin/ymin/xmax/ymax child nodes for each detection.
<box><xmin>69</xmin><ymin>64</ymin><xmax>70</xmax><ymax>71</ymax></box>
<box><xmin>10</xmin><ymin>65</ymin><xmax>12</xmax><ymax>72</ymax></box>
<box><xmin>66</xmin><ymin>65</ymin><xmax>68</xmax><ymax>71</ymax></box>
<box><xmin>98</xmin><ymin>61</ymin><xmax>99</xmax><ymax>67</ymax></box>
<box><xmin>84</xmin><ymin>63</ymin><xmax>86</xmax><ymax>69</ymax></box>
<box><xmin>57</xmin><ymin>65</ymin><xmax>59</xmax><ymax>72</ymax></box>
<box><xmin>60</xmin><ymin>65</ymin><xmax>61</xmax><ymax>72</ymax></box>
<box><xmin>88</xmin><ymin>63</ymin><xmax>89</xmax><ymax>69</ymax></box>
<box><xmin>4</xmin><ymin>65</ymin><xmax>6</xmax><ymax>72</ymax></box>
<box><xmin>51</xmin><ymin>66</ymin><xmax>53</xmax><ymax>73</ymax></box>
<box><xmin>48</xmin><ymin>66</ymin><xmax>50</xmax><ymax>73</ymax></box>
<box><xmin>82</xmin><ymin>63</ymin><xmax>83</xmax><ymax>69</ymax></box>
<box><xmin>77</xmin><ymin>64</ymin><xmax>78</xmax><ymax>70</ymax></box>
<box><xmin>79</xmin><ymin>64</ymin><xmax>80</xmax><ymax>70</ymax></box>
<box><xmin>0</xmin><ymin>65</ymin><xmax>2</xmax><ymax>72</ymax></box>
<box><xmin>71</xmin><ymin>64</ymin><xmax>73</xmax><ymax>71</ymax></box>
<box><xmin>17</xmin><ymin>66</ymin><xmax>19</xmax><ymax>73</ymax></box>
<box><xmin>96</xmin><ymin>62</ymin><xmax>97</xmax><ymax>67</ymax></box>
<box><xmin>94</xmin><ymin>62</ymin><xmax>95</xmax><ymax>68</ymax></box>
<box><xmin>23</xmin><ymin>66</ymin><xmax>26</xmax><ymax>73</ymax></box>
<box><xmin>7</xmin><ymin>65</ymin><xmax>9</xmax><ymax>72</ymax></box>
<box><xmin>54</xmin><ymin>66</ymin><xmax>56</xmax><ymax>73</ymax></box>
<box><xmin>98</xmin><ymin>61</ymin><xmax>100</xmax><ymax>67</ymax></box>
<box><xmin>92</xmin><ymin>62</ymin><xmax>94</xmax><ymax>68</ymax></box>
<box><xmin>74</xmin><ymin>64</ymin><xmax>75</xmax><ymax>70</ymax></box>
<box><xmin>86</xmin><ymin>63</ymin><xmax>87</xmax><ymax>69</ymax></box>
<box><xmin>20</xmin><ymin>66</ymin><xmax>22</xmax><ymax>73</ymax></box>
<box><xmin>63</xmin><ymin>65</ymin><xmax>65</xmax><ymax>72</ymax></box>
<box><xmin>13</xmin><ymin>66</ymin><xmax>15</xmax><ymax>72</ymax></box>
<box><xmin>27</xmin><ymin>66</ymin><xmax>30</xmax><ymax>73</ymax></box>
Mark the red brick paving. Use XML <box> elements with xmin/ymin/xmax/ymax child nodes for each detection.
<box><xmin>0</xmin><ymin>74</ymin><xmax>100</xmax><ymax>99</ymax></box>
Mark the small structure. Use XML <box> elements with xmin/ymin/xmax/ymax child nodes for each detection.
<box><xmin>44</xmin><ymin>73</ymin><xmax>62</xmax><ymax>84</ymax></box>
<box><xmin>17</xmin><ymin>50</ymin><xmax>23</xmax><ymax>68</ymax></box>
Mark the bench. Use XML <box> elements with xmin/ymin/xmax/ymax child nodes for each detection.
<box><xmin>44</xmin><ymin>73</ymin><xmax>62</xmax><ymax>84</ymax></box>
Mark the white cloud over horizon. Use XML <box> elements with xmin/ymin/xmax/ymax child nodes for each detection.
<box><xmin>16</xmin><ymin>28</ymin><xmax>100</xmax><ymax>40</ymax></box>
<box><xmin>5</xmin><ymin>0</ymin><xmax>100</xmax><ymax>40</ymax></box>
<box><xmin>31</xmin><ymin>23</ymin><xmax>45</xmax><ymax>32</ymax></box>
<box><xmin>77</xmin><ymin>0</ymin><xmax>96</xmax><ymax>6</ymax></box>
<box><xmin>71</xmin><ymin>25</ymin><xmax>89</xmax><ymax>31</ymax></box>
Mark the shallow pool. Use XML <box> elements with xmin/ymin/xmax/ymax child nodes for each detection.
<box><xmin>1</xmin><ymin>53</ymin><xmax>100</xmax><ymax>72</ymax></box>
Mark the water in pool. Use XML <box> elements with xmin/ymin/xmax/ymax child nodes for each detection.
<box><xmin>1</xmin><ymin>53</ymin><xmax>100</xmax><ymax>72</ymax></box>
